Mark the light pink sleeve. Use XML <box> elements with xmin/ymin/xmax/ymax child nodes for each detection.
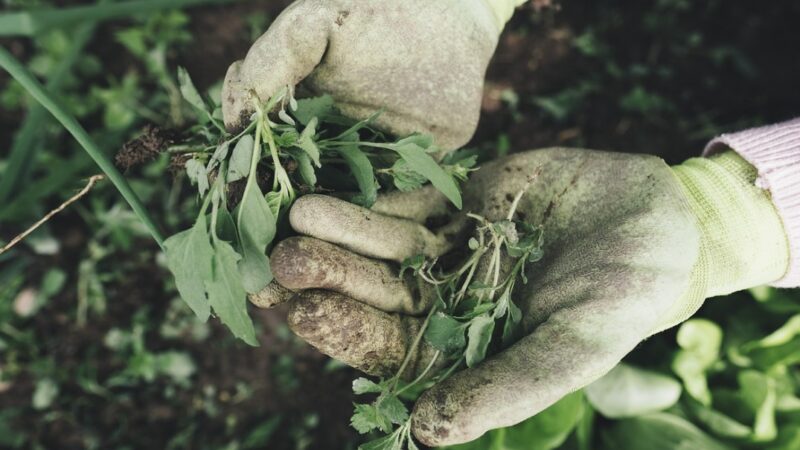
<box><xmin>704</xmin><ymin>118</ymin><xmax>800</xmax><ymax>288</ymax></box>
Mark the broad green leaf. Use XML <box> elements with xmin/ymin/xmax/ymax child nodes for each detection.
<box><xmin>205</xmin><ymin>236</ymin><xmax>258</xmax><ymax>346</ymax></box>
<box><xmin>391</xmin><ymin>142</ymin><xmax>461</xmax><ymax>209</ymax></box>
<box><xmin>601</xmin><ymin>413</ymin><xmax>731</xmax><ymax>450</ymax></box>
<box><xmin>177</xmin><ymin>66</ymin><xmax>208</xmax><ymax>115</ymax></box>
<box><xmin>227</xmin><ymin>135</ymin><xmax>254</xmax><ymax>183</ymax></box>
<box><xmin>336</xmin><ymin>144</ymin><xmax>378</xmax><ymax>207</ymax></box>
<box><xmin>164</xmin><ymin>216</ymin><xmax>213</xmax><ymax>321</ymax></box>
<box><xmin>672</xmin><ymin>319</ymin><xmax>722</xmax><ymax>405</ymax></box>
<box><xmin>585</xmin><ymin>363</ymin><xmax>681</xmax><ymax>418</ymax></box>
<box><xmin>465</xmin><ymin>314</ymin><xmax>495</xmax><ymax>367</ymax></box>
<box><xmin>293</xmin><ymin>95</ymin><xmax>334</xmax><ymax>126</ymax></box>
<box><xmin>425</xmin><ymin>312</ymin><xmax>467</xmax><ymax>355</ymax></box>
<box><xmin>236</xmin><ymin>183</ymin><xmax>276</xmax><ymax>294</ymax></box>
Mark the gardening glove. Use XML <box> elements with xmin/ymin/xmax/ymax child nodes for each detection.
<box><xmin>222</xmin><ymin>0</ymin><xmax>528</xmax><ymax>151</ymax></box>
<box><xmin>264</xmin><ymin>147</ymin><xmax>790</xmax><ymax>446</ymax></box>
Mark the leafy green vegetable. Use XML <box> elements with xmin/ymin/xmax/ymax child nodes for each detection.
<box><xmin>672</xmin><ymin>319</ymin><xmax>722</xmax><ymax>405</ymax></box>
<box><xmin>585</xmin><ymin>363</ymin><xmax>681</xmax><ymax>418</ymax></box>
<box><xmin>602</xmin><ymin>413</ymin><xmax>731</xmax><ymax>450</ymax></box>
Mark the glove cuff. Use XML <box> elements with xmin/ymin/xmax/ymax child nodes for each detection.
<box><xmin>654</xmin><ymin>152</ymin><xmax>789</xmax><ymax>333</ymax></box>
<box><xmin>673</xmin><ymin>151</ymin><xmax>790</xmax><ymax>297</ymax></box>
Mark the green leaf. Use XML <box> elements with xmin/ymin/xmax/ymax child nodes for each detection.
<box><xmin>164</xmin><ymin>216</ymin><xmax>213</xmax><ymax>321</ymax></box>
<box><xmin>425</xmin><ymin>312</ymin><xmax>467</xmax><ymax>354</ymax></box>
<box><xmin>265</xmin><ymin>191</ymin><xmax>282</xmax><ymax>218</ymax></box>
<box><xmin>351</xmin><ymin>403</ymin><xmax>391</xmax><ymax>434</ymax></box>
<box><xmin>32</xmin><ymin>378</ymin><xmax>59</xmax><ymax>410</ymax></box>
<box><xmin>399</xmin><ymin>255</ymin><xmax>425</xmax><ymax>278</ymax></box>
<box><xmin>236</xmin><ymin>183</ymin><xmax>276</xmax><ymax>294</ymax></box>
<box><xmin>205</xmin><ymin>236</ymin><xmax>258</xmax><ymax>346</ymax></box>
<box><xmin>584</xmin><ymin>363</ymin><xmax>681</xmax><ymax>418</ymax></box>
<box><xmin>177</xmin><ymin>66</ymin><xmax>208</xmax><ymax>115</ymax></box>
<box><xmin>465</xmin><ymin>314</ymin><xmax>495</xmax><ymax>367</ymax></box>
<box><xmin>391</xmin><ymin>159</ymin><xmax>428</xmax><ymax>192</ymax></box>
<box><xmin>293</xmin><ymin>95</ymin><xmax>334</xmax><ymax>126</ymax></box>
<box><xmin>185</xmin><ymin>158</ymin><xmax>209</xmax><ymax>197</ymax></box>
<box><xmin>377</xmin><ymin>394</ymin><xmax>409</xmax><ymax>425</ymax></box>
<box><xmin>601</xmin><ymin>413</ymin><xmax>732</xmax><ymax>450</ymax></box>
<box><xmin>286</xmin><ymin>148</ymin><xmax>317</xmax><ymax>187</ymax></box>
<box><xmin>390</xmin><ymin>142</ymin><xmax>462</xmax><ymax>209</ymax></box>
<box><xmin>207</xmin><ymin>140</ymin><xmax>231</xmax><ymax>170</ymax></box>
<box><xmin>359</xmin><ymin>432</ymin><xmax>400</xmax><ymax>450</ymax></box>
<box><xmin>686</xmin><ymin>400</ymin><xmax>751</xmax><ymax>439</ymax></box>
<box><xmin>227</xmin><ymin>135</ymin><xmax>254</xmax><ymax>183</ymax></box>
<box><xmin>296</xmin><ymin>117</ymin><xmax>321</xmax><ymax>167</ymax></box>
<box><xmin>353</xmin><ymin>377</ymin><xmax>383</xmax><ymax>395</ymax></box>
<box><xmin>442</xmin><ymin>391</ymin><xmax>585</xmax><ymax>450</ymax></box>
<box><xmin>336</xmin><ymin>144</ymin><xmax>378</xmax><ymax>208</ymax></box>
<box><xmin>739</xmin><ymin>370</ymin><xmax>777</xmax><ymax>441</ymax></box>
<box><xmin>672</xmin><ymin>319</ymin><xmax>723</xmax><ymax>405</ymax></box>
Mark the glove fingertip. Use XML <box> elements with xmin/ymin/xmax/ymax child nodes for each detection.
<box><xmin>221</xmin><ymin>60</ymin><xmax>254</xmax><ymax>132</ymax></box>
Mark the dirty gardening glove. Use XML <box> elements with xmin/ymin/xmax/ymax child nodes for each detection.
<box><xmin>222</xmin><ymin>0</ymin><xmax>528</xmax><ymax>150</ymax></box>
<box><xmin>264</xmin><ymin>147</ymin><xmax>790</xmax><ymax>446</ymax></box>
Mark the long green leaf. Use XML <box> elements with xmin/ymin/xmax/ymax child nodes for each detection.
<box><xmin>0</xmin><ymin>21</ymin><xmax>97</xmax><ymax>205</ymax></box>
<box><xmin>392</xmin><ymin>143</ymin><xmax>462</xmax><ymax>209</ymax></box>
<box><xmin>0</xmin><ymin>47</ymin><xmax>165</xmax><ymax>247</ymax></box>
<box><xmin>0</xmin><ymin>0</ymin><xmax>232</xmax><ymax>37</ymax></box>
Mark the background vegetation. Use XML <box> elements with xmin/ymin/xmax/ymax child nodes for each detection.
<box><xmin>1</xmin><ymin>0</ymin><xmax>799</xmax><ymax>448</ymax></box>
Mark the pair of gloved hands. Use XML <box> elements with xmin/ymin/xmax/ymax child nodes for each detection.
<box><xmin>221</xmin><ymin>0</ymin><xmax>791</xmax><ymax>446</ymax></box>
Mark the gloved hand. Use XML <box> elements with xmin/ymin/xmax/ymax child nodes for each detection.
<box><xmin>262</xmin><ymin>147</ymin><xmax>790</xmax><ymax>446</ymax></box>
<box><xmin>221</xmin><ymin>0</ymin><xmax>528</xmax><ymax>150</ymax></box>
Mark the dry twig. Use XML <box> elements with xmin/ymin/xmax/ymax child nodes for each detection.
<box><xmin>0</xmin><ymin>174</ymin><xmax>105</xmax><ymax>255</ymax></box>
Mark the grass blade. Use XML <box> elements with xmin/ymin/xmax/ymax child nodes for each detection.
<box><xmin>0</xmin><ymin>47</ymin><xmax>165</xmax><ymax>247</ymax></box>
<box><xmin>0</xmin><ymin>21</ymin><xmax>97</xmax><ymax>205</ymax></box>
<box><xmin>0</xmin><ymin>0</ymin><xmax>233</xmax><ymax>37</ymax></box>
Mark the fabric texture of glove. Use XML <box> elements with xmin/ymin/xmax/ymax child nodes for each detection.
<box><xmin>221</xmin><ymin>0</ymin><xmax>502</xmax><ymax>151</ymax></box>
<box><xmin>704</xmin><ymin>118</ymin><xmax>800</xmax><ymax>288</ymax></box>
<box><xmin>658</xmin><ymin>151</ymin><xmax>790</xmax><ymax>332</ymax></box>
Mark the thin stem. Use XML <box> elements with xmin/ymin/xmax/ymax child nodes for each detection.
<box><xmin>0</xmin><ymin>175</ymin><xmax>105</xmax><ymax>255</ymax></box>
<box><xmin>0</xmin><ymin>47</ymin><xmax>165</xmax><ymax>247</ymax></box>
<box><xmin>396</xmin><ymin>351</ymin><xmax>441</xmax><ymax>397</ymax></box>
<box><xmin>392</xmin><ymin>305</ymin><xmax>438</xmax><ymax>390</ymax></box>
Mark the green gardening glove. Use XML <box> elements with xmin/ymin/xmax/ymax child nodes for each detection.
<box><xmin>221</xmin><ymin>0</ymin><xmax>527</xmax><ymax>150</ymax></box>
<box><xmin>265</xmin><ymin>147</ymin><xmax>790</xmax><ymax>446</ymax></box>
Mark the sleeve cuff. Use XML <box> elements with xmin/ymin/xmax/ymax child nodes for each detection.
<box><xmin>704</xmin><ymin>118</ymin><xmax>800</xmax><ymax>288</ymax></box>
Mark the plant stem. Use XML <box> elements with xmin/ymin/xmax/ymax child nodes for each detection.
<box><xmin>0</xmin><ymin>47</ymin><xmax>165</xmax><ymax>248</ymax></box>
<box><xmin>392</xmin><ymin>306</ymin><xmax>438</xmax><ymax>389</ymax></box>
